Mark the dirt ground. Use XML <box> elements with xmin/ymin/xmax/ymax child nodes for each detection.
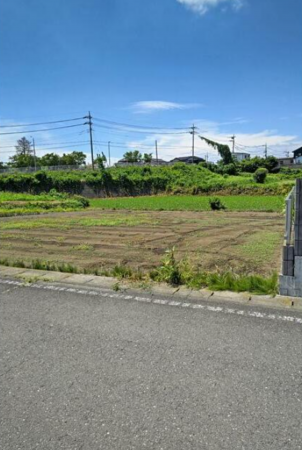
<box><xmin>0</xmin><ymin>209</ymin><xmax>284</xmax><ymax>275</ymax></box>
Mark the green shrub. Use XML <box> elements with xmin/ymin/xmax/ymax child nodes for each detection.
<box><xmin>209</xmin><ymin>197</ymin><xmax>226</xmax><ymax>211</ymax></box>
<box><xmin>253</xmin><ymin>168</ymin><xmax>268</xmax><ymax>184</ymax></box>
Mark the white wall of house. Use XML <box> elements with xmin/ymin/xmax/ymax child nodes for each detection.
<box><xmin>233</xmin><ymin>152</ymin><xmax>250</xmax><ymax>162</ymax></box>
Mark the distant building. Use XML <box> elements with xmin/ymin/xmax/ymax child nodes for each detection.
<box><xmin>169</xmin><ymin>156</ymin><xmax>205</xmax><ymax>165</ymax></box>
<box><xmin>293</xmin><ymin>147</ymin><xmax>302</xmax><ymax>164</ymax></box>
<box><xmin>115</xmin><ymin>158</ymin><xmax>168</xmax><ymax>167</ymax></box>
<box><xmin>232</xmin><ymin>152</ymin><xmax>250</xmax><ymax>162</ymax></box>
<box><xmin>277</xmin><ymin>157</ymin><xmax>295</xmax><ymax>168</ymax></box>
<box><xmin>277</xmin><ymin>147</ymin><xmax>302</xmax><ymax>169</ymax></box>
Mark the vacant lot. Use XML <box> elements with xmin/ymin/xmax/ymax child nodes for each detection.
<box><xmin>0</xmin><ymin>209</ymin><xmax>284</xmax><ymax>275</ymax></box>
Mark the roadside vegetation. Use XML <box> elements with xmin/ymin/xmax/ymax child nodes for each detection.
<box><xmin>0</xmin><ymin>251</ymin><xmax>278</xmax><ymax>295</ymax></box>
<box><xmin>0</xmin><ymin>163</ymin><xmax>298</xmax><ymax>197</ymax></box>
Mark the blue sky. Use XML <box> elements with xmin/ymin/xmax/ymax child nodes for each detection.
<box><xmin>0</xmin><ymin>0</ymin><xmax>301</xmax><ymax>163</ymax></box>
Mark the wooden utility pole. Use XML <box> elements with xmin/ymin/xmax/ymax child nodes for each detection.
<box><xmin>190</xmin><ymin>124</ymin><xmax>196</xmax><ymax>164</ymax></box>
<box><xmin>155</xmin><ymin>140</ymin><xmax>158</xmax><ymax>165</ymax></box>
<box><xmin>31</xmin><ymin>136</ymin><xmax>37</xmax><ymax>171</ymax></box>
<box><xmin>230</xmin><ymin>135</ymin><xmax>236</xmax><ymax>153</ymax></box>
<box><xmin>86</xmin><ymin>111</ymin><xmax>94</xmax><ymax>169</ymax></box>
<box><xmin>264</xmin><ymin>143</ymin><xmax>268</xmax><ymax>159</ymax></box>
<box><xmin>108</xmin><ymin>141</ymin><xmax>111</xmax><ymax>167</ymax></box>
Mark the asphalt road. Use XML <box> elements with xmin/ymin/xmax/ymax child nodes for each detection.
<box><xmin>1</xmin><ymin>280</ymin><xmax>302</xmax><ymax>450</ymax></box>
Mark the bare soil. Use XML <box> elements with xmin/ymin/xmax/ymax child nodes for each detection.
<box><xmin>0</xmin><ymin>209</ymin><xmax>284</xmax><ymax>275</ymax></box>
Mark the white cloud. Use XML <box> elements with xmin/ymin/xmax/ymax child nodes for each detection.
<box><xmin>176</xmin><ymin>0</ymin><xmax>243</xmax><ymax>16</ymax></box>
<box><xmin>131</xmin><ymin>101</ymin><xmax>201</xmax><ymax>114</ymax></box>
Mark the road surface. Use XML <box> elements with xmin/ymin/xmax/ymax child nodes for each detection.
<box><xmin>1</xmin><ymin>278</ymin><xmax>302</xmax><ymax>449</ymax></box>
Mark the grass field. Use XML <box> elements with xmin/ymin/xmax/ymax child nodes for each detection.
<box><xmin>90</xmin><ymin>195</ymin><xmax>285</xmax><ymax>212</ymax></box>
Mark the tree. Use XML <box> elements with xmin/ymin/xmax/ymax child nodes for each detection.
<box><xmin>0</xmin><ymin>161</ymin><xmax>5</xmax><ymax>169</ymax></box>
<box><xmin>143</xmin><ymin>153</ymin><xmax>152</xmax><ymax>164</ymax></box>
<box><xmin>15</xmin><ymin>137</ymin><xmax>33</xmax><ymax>156</ymax></box>
<box><xmin>8</xmin><ymin>153</ymin><xmax>38</xmax><ymax>168</ymax></box>
<box><xmin>239</xmin><ymin>156</ymin><xmax>278</xmax><ymax>174</ymax></box>
<box><xmin>60</xmin><ymin>151</ymin><xmax>86</xmax><ymax>166</ymax></box>
<box><xmin>40</xmin><ymin>153</ymin><xmax>61</xmax><ymax>167</ymax></box>
<box><xmin>95</xmin><ymin>152</ymin><xmax>107</xmax><ymax>170</ymax></box>
<box><xmin>123</xmin><ymin>150</ymin><xmax>142</xmax><ymax>163</ymax></box>
<box><xmin>263</xmin><ymin>156</ymin><xmax>278</xmax><ymax>173</ymax></box>
<box><xmin>200</xmin><ymin>137</ymin><xmax>234</xmax><ymax>165</ymax></box>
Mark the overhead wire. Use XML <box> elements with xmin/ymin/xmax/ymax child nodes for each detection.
<box><xmin>94</xmin><ymin>117</ymin><xmax>189</xmax><ymax>131</ymax></box>
<box><xmin>0</xmin><ymin>144</ymin><xmax>90</xmax><ymax>154</ymax></box>
<box><xmin>0</xmin><ymin>140</ymin><xmax>90</xmax><ymax>149</ymax></box>
<box><xmin>0</xmin><ymin>123</ymin><xmax>85</xmax><ymax>136</ymax></box>
<box><xmin>93</xmin><ymin>123</ymin><xmax>188</xmax><ymax>135</ymax></box>
<box><xmin>0</xmin><ymin>117</ymin><xmax>85</xmax><ymax>128</ymax></box>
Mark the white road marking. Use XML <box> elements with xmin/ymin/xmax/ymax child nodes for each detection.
<box><xmin>0</xmin><ymin>278</ymin><xmax>302</xmax><ymax>326</ymax></box>
<box><xmin>153</xmin><ymin>299</ymin><xmax>168</xmax><ymax>305</ymax></box>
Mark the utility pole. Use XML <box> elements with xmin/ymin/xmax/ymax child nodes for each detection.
<box><xmin>190</xmin><ymin>124</ymin><xmax>196</xmax><ymax>164</ymax></box>
<box><xmin>230</xmin><ymin>135</ymin><xmax>236</xmax><ymax>153</ymax></box>
<box><xmin>31</xmin><ymin>136</ymin><xmax>37</xmax><ymax>171</ymax></box>
<box><xmin>108</xmin><ymin>141</ymin><xmax>111</xmax><ymax>167</ymax></box>
<box><xmin>85</xmin><ymin>111</ymin><xmax>94</xmax><ymax>170</ymax></box>
<box><xmin>155</xmin><ymin>140</ymin><xmax>158</xmax><ymax>165</ymax></box>
<box><xmin>264</xmin><ymin>143</ymin><xmax>268</xmax><ymax>159</ymax></box>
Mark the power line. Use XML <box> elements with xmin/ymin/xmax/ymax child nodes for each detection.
<box><xmin>0</xmin><ymin>140</ymin><xmax>90</xmax><ymax>149</ymax></box>
<box><xmin>0</xmin><ymin>117</ymin><xmax>85</xmax><ymax>128</ymax></box>
<box><xmin>0</xmin><ymin>123</ymin><xmax>85</xmax><ymax>136</ymax></box>
<box><xmin>0</xmin><ymin>144</ymin><xmax>90</xmax><ymax>154</ymax></box>
<box><xmin>94</xmin><ymin>117</ymin><xmax>188</xmax><ymax>131</ymax></box>
<box><xmin>94</xmin><ymin>142</ymin><xmax>192</xmax><ymax>150</ymax></box>
<box><xmin>94</xmin><ymin>140</ymin><xmax>192</xmax><ymax>149</ymax></box>
<box><xmin>236</xmin><ymin>142</ymin><xmax>266</xmax><ymax>148</ymax></box>
<box><xmin>93</xmin><ymin>123</ymin><xmax>188</xmax><ymax>135</ymax></box>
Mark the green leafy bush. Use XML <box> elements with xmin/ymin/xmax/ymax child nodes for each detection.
<box><xmin>209</xmin><ymin>197</ymin><xmax>226</xmax><ymax>210</ymax></box>
<box><xmin>253</xmin><ymin>168</ymin><xmax>268</xmax><ymax>184</ymax></box>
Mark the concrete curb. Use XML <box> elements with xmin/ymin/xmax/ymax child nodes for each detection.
<box><xmin>1</xmin><ymin>265</ymin><xmax>302</xmax><ymax>312</ymax></box>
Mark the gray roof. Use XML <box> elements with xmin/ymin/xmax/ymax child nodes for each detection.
<box><xmin>170</xmin><ymin>156</ymin><xmax>205</xmax><ymax>162</ymax></box>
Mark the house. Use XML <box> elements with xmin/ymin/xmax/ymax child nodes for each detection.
<box><xmin>277</xmin><ymin>147</ymin><xmax>302</xmax><ymax>169</ymax></box>
<box><xmin>169</xmin><ymin>156</ymin><xmax>205</xmax><ymax>165</ymax></box>
<box><xmin>293</xmin><ymin>147</ymin><xmax>302</xmax><ymax>164</ymax></box>
<box><xmin>115</xmin><ymin>158</ymin><xmax>168</xmax><ymax>167</ymax></box>
<box><xmin>277</xmin><ymin>157</ymin><xmax>295</xmax><ymax>168</ymax></box>
<box><xmin>232</xmin><ymin>152</ymin><xmax>250</xmax><ymax>162</ymax></box>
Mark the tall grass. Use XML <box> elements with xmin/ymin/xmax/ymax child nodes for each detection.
<box><xmin>0</xmin><ymin>251</ymin><xmax>279</xmax><ymax>295</ymax></box>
